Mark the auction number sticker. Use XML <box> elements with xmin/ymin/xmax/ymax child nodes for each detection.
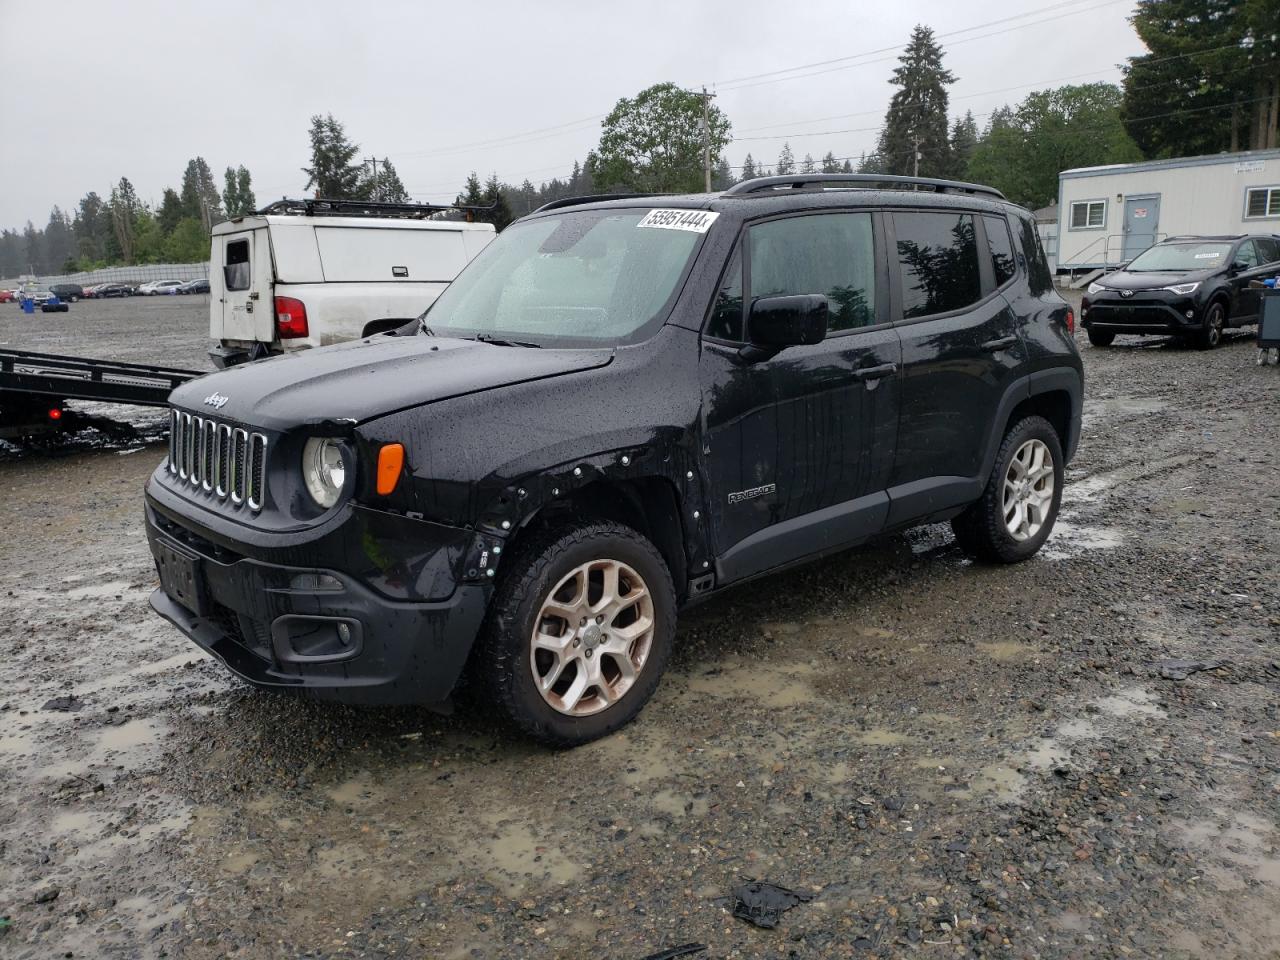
<box><xmin>637</xmin><ymin>209</ymin><xmax>719</xmax><ymax>233</ymax></box>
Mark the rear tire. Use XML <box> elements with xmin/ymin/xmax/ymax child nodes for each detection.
<box><xmin>478</xmin><ymin>519</ymin><xmax>676</xmax><ymax>747</ymax></box>
<box><xmin>1086</xmin><ymin>328</ymin><xmax>1115</xmax><ymax>347</ymax></box>
<box><xmin>952</xmin><ymin>415</ymin><xmax>1064</xmax><ymax>564</ymax></box>
<box><xmin>1195</xmin><ymin>301</ymin><xmax>1225</xmax><ymax>350</ymax></box>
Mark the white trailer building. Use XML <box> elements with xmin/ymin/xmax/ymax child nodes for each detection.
<box><xmin>1056</xmin><ymin>148</ymin><xmax>1280</xmax><ymax>275</ymax></box>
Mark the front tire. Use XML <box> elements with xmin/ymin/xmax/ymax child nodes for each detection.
<box><xmin>1195</xmin><ymin>301</ymin><xmax>1225</xmax><ymax>350</ymax></box>
<box><xmin>952</xmin><ymin>415</ymin><xmax>1064</xmax><ymax>563</ymax></box>
<box><xmin>478</xmin><ymin>519</ymin><xmax>676</xmax><ymax>747</ymax></box>
<box><xmin>1086</xmin><ymin>328</ymin><xmax>1115</xmax><ymax>347</ymax></box>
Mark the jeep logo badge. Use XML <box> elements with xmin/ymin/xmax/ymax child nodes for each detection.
<box><xmin>203</xmin><ymin>392</ymin><xmax>230</xmax><ymax>409</ymax></box>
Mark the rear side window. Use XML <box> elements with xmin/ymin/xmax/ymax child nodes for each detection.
<box><xmin>1257</xmin><ymin>238</ymin><xmax>1280</xmax><ymax>263</ymax></box>
<box><xmin>984</xmin><ymin>215</ymin><xmax>1017</xmax><ymax>287</ymax></box>
<box><xmin>749</xmin><ymin>212</ymin><xmax>877</xmax><ymax>333</ymax></box>
<box><xmin>1012</xmin><ymin>214</ymin><xmax>1053</xmax><ymax>295</ymax></box>
<box><xmin>224</xmin><ymin>239</ymin><xmax>250</xmax><ymax>291</ymax></box>
<box><xmin>893</xmin><ymin>211</ymin><xmax>981</xmax><ymax>319</ymax></box>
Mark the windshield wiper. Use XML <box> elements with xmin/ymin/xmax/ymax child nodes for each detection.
<box><xmin>470</xmin><ymin>334</ymin><xmax>542</xmax><ymax>348</ymax></box>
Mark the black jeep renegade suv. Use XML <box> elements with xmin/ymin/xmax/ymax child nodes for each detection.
<box><xmin>145</xmin><ymin>174</ymin><xmax>1082</xmax><ymax>746</ymax></box>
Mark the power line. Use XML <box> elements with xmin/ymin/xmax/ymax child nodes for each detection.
<box><xmin>711</xmin><ymin>0</ymin><xmax>1132</xmax><ymax>94</ymax></box>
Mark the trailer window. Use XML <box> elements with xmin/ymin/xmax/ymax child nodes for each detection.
<box><xmin>224</xmin><ymin>239</ymin><xmax>250</xmax><ymax>291</ymax></box>
<box><xmin>1069</xmin><ymin>200</ymin><xmax>1106</xmax><ymax>230</ymax></box>
<box><xmin>1244</xmin><ymin>186</ymin><xmax>1280</xmax><ymax>220</ymax></box>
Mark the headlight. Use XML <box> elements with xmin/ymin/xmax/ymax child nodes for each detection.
<box><xmin>302</xmin><ymin>437</ymin><xmax>347</xmax><ymax>508</ymax></box>
<box><xmin>1160</xmin><ymin>281</ymin><xmax>1200</xmax><ymax>295</ymax></box>
<box><xmin>1087</xmin><ymin>282</ymin><xmax>1106</xmax><ymax>294</ymax></box>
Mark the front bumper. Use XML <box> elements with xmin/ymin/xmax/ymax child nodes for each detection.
<box><xmin>144</xmin><ymin>483</ymin><xmax>491</xmax><ymax>705</ymax></box>
<box><xmin>1081</xmin><ymin>292</ymin><xmax>1202</xmax><ymax>335</ymax></box>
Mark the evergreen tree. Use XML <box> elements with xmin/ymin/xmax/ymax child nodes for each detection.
<box><xmin>108</xmin><ymin>178</ymin><xmax>140</xmax><ymax>263</ymax></box>
<box><xmin>74</xmin><ymin>191</ymin><xmax>109</xmax><ymax>263</ymax></box>
<box><xmin>302</xmin><ymin>114</ymin><xmax>365</xmax><ymax>199</ymax></box>
<box><xmin>947</xmin><ymin>110</ymin><xmax>980</xmax><ymax>179</ymax></box>
<box><xmin>841</xmin><ymin>159</ymin><xmax>854</xmax><ymax>174</ymax></box>
<box><xmin>222</xmin><ymin>167</ymin><xmax>242</xmax><ymax>218</ymax></box>
<box><xmin>876</xmin><ymin>25</ymin><xmax>956</xmax><ymax>177</ymax></box>
<box><xmin>482</xmin><ymin>174</ymin><xmax>514</xmax><ymax>231</ymax></box>
<box><xmin>180</xmin><ymin>157</ymin><xmax>222</xmax><ymax>229</ymax></box>
<box><xmin>800</xmin><ymin>153</ymin><xmax>816</xmax><ymax>174</ymax></box>
<box><xmin>821</xmin><ymin>151</ymin><xmax>841</xmax><ymax>173</ymax></box>
<box><xmin>158</xmin><ymin>188</ymin><xmax>184</xmax><ymax>235</ymax></box>
<box><xmin>741</xmin><ymin>154</ymin><xmax>758</xmax><ymax>180</ymax></box>
<box><xmin>43</xmin><ymin>208</ymin><xmax>77</xmax><ymax>272</ymax></box>
<box><xmin>711</xmin><ymin>156</ymin><xmax>734</xmax><ymax>190</ymax></box>
<box><xmin>236</xmin><ymin>165</ymin><xmax>256</xmax><ymax>213</ymax></box>
<box><xmin>456</xmin><ymin>173</ymin><xmax>485</xmax><ymax>208</ymax></box>
<box><xmin>1122</xmin><ymin>0</ymin><xmax>1278</xmax><ymax>156</ymax></box>
<box><xmin>369</xmin><ymin>159</ymin><xmax>409</xmax><ymax>203</ymax></box>
<box><xmin>776</xmin><ymin>143</ymin><xmax>795</xmax><ymax>175</ymax></box>
<box><xmin>22</xmin><ymin>222</ymin><xmax>41</xmax><ymax>274</ymax></box>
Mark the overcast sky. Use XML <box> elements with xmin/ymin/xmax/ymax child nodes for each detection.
<box><xmin>0</xmin><ymin>0</ymin><xmax>1148</xmax><ymax>229</ymax></box>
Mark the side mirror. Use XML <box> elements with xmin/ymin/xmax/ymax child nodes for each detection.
<box><xmin>1230</xmin><ymin>260</ymin><xmax>1249</xmax><ymax>274</ymax></box>
<box><xmin>747</xmin><ymin>295</ymin><xmax>828</xmax><ymax>349</ymax></box>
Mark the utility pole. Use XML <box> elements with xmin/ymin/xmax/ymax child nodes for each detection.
<box><xmin>698</xmin><ymin>87</ymin><xmax>716</xmax><ymax>192</ymax></box>
<box><xmin>912</xmin><ymin>135</ymin><xmax>921</xmax><ymax>178</ymax></box>
<box><xmin>364</xmin><ymin>157</ymin><xmax>380</xmax><ymax>200</ymax></box>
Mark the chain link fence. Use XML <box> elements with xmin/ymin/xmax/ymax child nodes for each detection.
<box><xmin>2</xmin><ymin>262</ymin><xmax>210</xmax><ymax>289</ymax></box>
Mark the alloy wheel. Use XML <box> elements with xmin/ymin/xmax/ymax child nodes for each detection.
<box><xmin>1002</xmin><ymin>439</ymin><xmax>1055</xmax><ymax>541</ymax></box>
<box><xmin>529</xmin><ymin>558</ymin><xmax>655</xmax><ymax>717</ymax></box>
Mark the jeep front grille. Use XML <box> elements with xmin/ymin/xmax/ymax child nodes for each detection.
<box><xmin>168</xmin><ymin>410</ymin><xmax>267</xmax><ymax>511</ymax></box>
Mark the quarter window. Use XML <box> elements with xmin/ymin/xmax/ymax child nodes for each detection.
<box><xmin>707</xmin><ymin>248</ymin><xmax>744</xmax><ymax>341</ymax></box>
<box><xmin>1070</xmin><ymin>200</ymin><xmax>1106</xmax><ymax>229</ymax></box>
<box><xmin>1245</xmin><ymin>186</ymin><xmax>1280</xmax><ymax>219</ymax></box>
<box><xmin>893</xmin><ymin>211</ymin><xmax>982</xmax><ymax>319</ymax></box>
<box><xmin>983</xmin><ymin>215</ymin><xmax>1017</xmax><ymax>287</ymax></box>
<box><xmin>748</xmin><ymin>213</ymin><xmax>877</xmax><ymax>333</ymax></box>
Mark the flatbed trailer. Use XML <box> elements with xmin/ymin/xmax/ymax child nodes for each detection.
<box><xmin>0</xmin><ymin>348</ymin><xmax>202</xmax><ymax>440</ymax></box>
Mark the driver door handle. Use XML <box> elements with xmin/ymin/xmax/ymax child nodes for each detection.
<box><xmin>981</xmin><ymin>335</ymin><xmax>1018</xmax><ymax>352</ymax></box>
<box><xmin>853</xmin><ymin>362</ymin><xmax>898</xmax><ymax>382</ymax></box>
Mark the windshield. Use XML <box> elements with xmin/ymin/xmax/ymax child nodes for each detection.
<box><xmin>1126</xmin><ymin>242</ymin><xmax>1232</xmax><ymax>272</ymax></box>
<box><xmin>419</xmin><ymin>208</ymin><xmax>711</xmax><ymax>346</ymax></box>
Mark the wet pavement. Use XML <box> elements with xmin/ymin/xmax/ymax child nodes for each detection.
<box><xmin>1</xmin><ymin>296</ymin><xmax>1278</xmax><ymax>958</ymax></box>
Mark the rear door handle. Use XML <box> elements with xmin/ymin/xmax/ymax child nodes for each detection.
<box><xmin>981</xmin><ymin>335</ymin><xmax>1018</xmax><ymax>352</ymax></box>
<box><xmin>853</xmin><ymin>362</ymin><xmax>898</xmax><ymax>382</ymax></box>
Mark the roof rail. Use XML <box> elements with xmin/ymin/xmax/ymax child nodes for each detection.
<box><xmin>722</xmin><ymin>173</ymin><xmax>1006</xmax><ymax>201</ymax></box>
<box><xmin>530</xmin><ymin>193</ymin><xmax>659</xmax><ymax>215</ymax></box>
<box><xmin>254</xmin><ymin>197</ymin><xmax>496</xmax><ymax>220</ymax></box>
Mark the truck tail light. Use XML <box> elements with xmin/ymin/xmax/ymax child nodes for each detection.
<box><xmin>275</xmin><ymin>297</ymin><xmax>309</xmax><ymax>339</ymax></box>
<box><xmin>376</xmin><ymin>443</ymin><xmax>405</xmax><ymax>495</ymax></box>
<box><xmin>1065</xmin><ymin>308</ymin><xmax>1075</xmax><ymax>333</ymax></box>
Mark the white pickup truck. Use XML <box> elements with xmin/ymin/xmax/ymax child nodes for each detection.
<box><xmin>208</xmin><ymin>198</ymin><xmax>496</xmax><ymax>367</ymax></box>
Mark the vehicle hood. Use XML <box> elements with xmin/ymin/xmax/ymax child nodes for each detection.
<box><xmin>1094</xmin><ymin>268</ymin><xmax>1216</xmax><ymax>292</ymax></box>
<box><xmin>169</xmin><ymin>334</ymin><xmax>614</xmax><ymax>431</ymax></box>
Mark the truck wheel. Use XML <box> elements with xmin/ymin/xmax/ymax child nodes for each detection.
<box><xmin>1194</xmin><ymin>301</ymin><xmax>1225</xmax><ymax>350</ymax></box>
<box><xmin>479</xmin><ymin>519</ymin><xmax>675</xmax><ymax>747</ymax></box>
<box><xmin>952</xmin><ymin>415</ymin><xmax>1063</xmax><ymax>564</ymax></box>
<box><xmin>1086</xmin><ymin>328</ymin><xmax>1114</xmax><ymax>347</ymax></box>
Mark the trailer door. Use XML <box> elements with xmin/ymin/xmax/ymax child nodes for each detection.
<box><xmin>219</xmin><ymin>231</ymin><xmax>263</xmax><ymax>341</ymax></box>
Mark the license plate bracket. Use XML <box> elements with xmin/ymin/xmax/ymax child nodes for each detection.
<box><xmin>155</xmin><ymin>540</ymin><xmax>207</xmax><ymax>616</ymax></box>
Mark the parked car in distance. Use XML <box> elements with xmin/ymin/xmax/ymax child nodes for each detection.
<box><xmin>208</xmin><ymin>197</ymin><xmax>496</xmax><ymax>367</ymax></box>
<box><xmin>1081</xmin><ymin>234</ymin><xmax>1280</xmax><ymax>349</ymax></box>
<box><xmin>177</xmin><ymin>278</ymin><xmax>210</xmax><ymax>295</ymax></box>
<box><xmin>0</xmin><ymin>289</ymin><xmax>15</xmax><ymax>303</ymax></box>
<box><xmin>147</xmin><ymin>174</ymin><xmax>1082</xmax><ymax>746</ymax></box>
<box><xmin>92</xmin><ymin>283</ymin><xmax>134</xmax><ymax>298</ymax></box>
<box><xmin>48</xmin><ymin>283</ymin><xmax>84</xmax><ymax>302</ymax></box>
<box><xmin>138</xmin><ymin>280</ymin><xmax>184</xmax><ymax>296</ymax></box>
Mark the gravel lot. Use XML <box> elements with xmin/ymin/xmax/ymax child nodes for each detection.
<box><xmin>1</xmin><ymin>295</ymin><xmax>1278</xmax><ymax>959</ymax></box>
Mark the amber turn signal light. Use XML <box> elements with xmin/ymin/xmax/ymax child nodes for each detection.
<box><xmin>376</xmin><ymin>443</ymin><xmax>404</xmax><ymax>495</ymax></box>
